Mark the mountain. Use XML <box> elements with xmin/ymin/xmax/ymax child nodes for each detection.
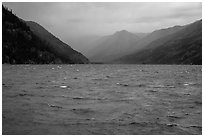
<box><xmin>88</xmin><ymin>30</ymin><xmax>141</xmax><ymax>62</ymax></box>
<box><xmin>67</xmin><ymin>35</ymin><xmax>102</xmax><ymax>57</ymax></box>
<box><xmin>2</xmin><ymin>5</ymin><xmax>89</xmax><ymax>64</ymax></box>
<box><xmin>26</xmin><ymin>21</ymin><xmax>89</xmax><ymax>64</ymax></box>
<box><xmin>88</xmin><ymin>25</ymin><xmax>184</xmax><ymax>63</ymax></box>
<box><xmin>126</xmin><ymin>25</ymin><xmax>185</xmax><ymax>54</ymax></box>
<box><xmin>116</xmin><ymin>20</ymin><xmax>202</xmax><ymax>65</ymax></box>
<box><xmin>133</xmin><ymin>32</ymin><xmax>149</xmax><ymax>39</ymax></box>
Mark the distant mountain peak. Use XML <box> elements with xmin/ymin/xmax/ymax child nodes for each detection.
<box><xmin>116</xmin><ymin>19</ymin><xmax>202</xmax><ymax>65</ymax></box>
<box><xmin>119</xmin><ymin>30</ymin><xmax>129</xmax><ymax>33</ymax></box>
<box><xmin>114</xmin><ymin>30</ymin><xmax>130</xmax><ymax>35</ymax></box>
<box><xmin>113</xmin><ymin>30</ymin><xmax>138</xmax><ymax>38</ymax></box>
<box><xmin>89</xmin><ymin>29</ymin><xmax>142</xmax><ymax>62</ymax></box>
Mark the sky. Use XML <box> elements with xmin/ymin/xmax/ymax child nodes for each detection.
<box><xmin>3</xmin><ymin>2</ymin><xmax>202</xmax><ymax>50</ymax></box>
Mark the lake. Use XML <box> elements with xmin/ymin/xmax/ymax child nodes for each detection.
<box><xmin>2</xmin><ymin>64</ymin><xmax>202</xmax><ymax>135</ymax></box>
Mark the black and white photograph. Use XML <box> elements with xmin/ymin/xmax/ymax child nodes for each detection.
<box><xmin>2</xmin><ymin>1</ymin><xmax>202</xmax><ymax>135</ymax></box>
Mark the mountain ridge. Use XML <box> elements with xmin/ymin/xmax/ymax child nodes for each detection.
<box><xmin>88</xmin><ymin>23</ymin><xmax>187</xmax><ymax>63</ymax></box>
<box><xmin>88</xmin><ymin>30</ymin><xmax>141</xmax><ymax>62</ymax></box>
<box><xmin>2</xmin><ymin>5</ymin><xmax>89</xmax><ymax>64</ymax></box>
<box><xmin>116</xmin><ymin>19</ymin><xmax>202</xmax><ymax>64</ymax></box>
<box><xmin>26</xmin><ymin>21</ymin><xmax>89</xmax><ymax>64</ymax></box>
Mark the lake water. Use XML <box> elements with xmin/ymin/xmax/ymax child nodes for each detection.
<box><xmin>2</xmin><ymin>64</ymin><xmax>202</xmax><ymax>134</ymax></box>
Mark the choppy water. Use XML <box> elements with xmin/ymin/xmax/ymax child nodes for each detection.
<box><xmin>2</xmin><ymin>64</ymin><xmax>202</xmax><ymax>135</ymax></box>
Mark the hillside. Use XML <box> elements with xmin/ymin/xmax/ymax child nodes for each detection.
<box><xmin>128</xmin><ymin>25</ymin><xmax>185</xmax><ymax>53</ymax></box>
<box><xmin>88</xmin><ymin>25</ymin><xmax>185</xmax><ymax>63</ymax></box>
<box><xmin>26</xmin><ymin>21</ymin><xmax>89</xmax><ymax>64</ymax></box>
<box><xmin>2</xmin><ymin>5</ymin><xmax>89</xmax><ymax>64</ymax></box>
<box><xmin>88</xmin><ymin>30</ymin><xmax>141</xmax><ymax>62</ymax></box>
<box><xmin>116</xmin><ymin>20</ymin><xmax>202</xmax><ymax>65</ymax></box>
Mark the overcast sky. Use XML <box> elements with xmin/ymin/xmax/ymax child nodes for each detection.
<box><xmin>3</xmin><ymin>2</ymin><xmax>202</xmax><ymax>48</ymax></box>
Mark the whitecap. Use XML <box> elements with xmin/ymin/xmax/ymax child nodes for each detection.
<box><xmin>57</xmin><ymin>66</ymin><xmax>62</xmax><ymax>69</ymax></box>
<box><xmin>60</xmin><ymin>85</ymin><xmax>67</xmax><ymax>88</ymax></box>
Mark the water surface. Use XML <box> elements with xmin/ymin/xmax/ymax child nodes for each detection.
<box><xmin>2</xmin><ymin>64</ymin><xmax>202</xmax><ymax>134</ymax></box>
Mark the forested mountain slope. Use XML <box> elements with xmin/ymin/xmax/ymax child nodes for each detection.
<box><xmin>2</xmin><ymin>5</ymin><xmax>89</xmax><ymax>64</ymax></box>
<box><xmin>116</xmin><ymin>20</ymin><xmax>202</xmax><ymax>65</ymax></box>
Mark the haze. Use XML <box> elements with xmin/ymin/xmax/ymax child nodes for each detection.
<box><xmin>3</xmin><ymin>2</ymin><xmax>202</xmax><ymax>51</ymax></box>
